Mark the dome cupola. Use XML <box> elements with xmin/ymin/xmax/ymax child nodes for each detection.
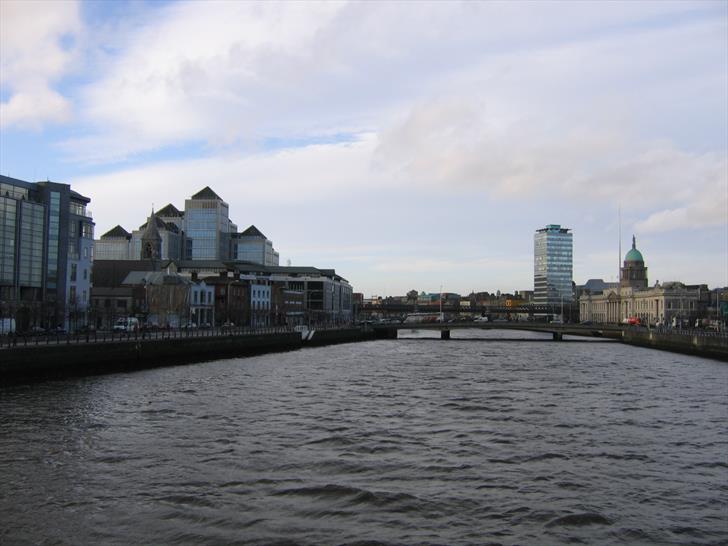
<box><xmin>620</xmin><ymin>235</ymin><xmax>648</xmax><ymax>290</ymax></box>
<box><xmin>624</xmin><ymin>235</ymin><xmax>644</xmax><ymax>263</ymax></box>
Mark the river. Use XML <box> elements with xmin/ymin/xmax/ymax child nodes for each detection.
<box><xmin>1</xmin><ymin>329</ymin><xmax>726</xmax><ymax>545</ymax></box>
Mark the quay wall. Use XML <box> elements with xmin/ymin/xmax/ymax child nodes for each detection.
<box><xmin>1</xmin><ymin>328</ymin><xmax>378</xmax><ymax>383</ymax></box>
<box><xmin>622</xmin><ymin>330</ymin><xmax>728</xmax><ymax>362</ymax></box>
<box><xmin>306</xmin><ymin>328</ymin><xmax>378</xmax><ymax>346</ymax></box>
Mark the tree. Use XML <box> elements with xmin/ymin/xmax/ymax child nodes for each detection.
<box><xmin>407</xmin><ymin>290</ymin><xmax>418</xmax><ymax>304</ymax></box>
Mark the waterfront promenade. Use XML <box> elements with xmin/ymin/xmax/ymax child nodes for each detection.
<box><xmin>0</xmin><ymin>326</ymin><xmax>376</xmax><ymax>383</ymax></box>
<box><xmin>2</xmin><ymin>322</ymin><xmax>726</xmax><ymax>385</ymax></box>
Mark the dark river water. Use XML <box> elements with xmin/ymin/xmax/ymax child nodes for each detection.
<box><xmin>1</xmin><ymin>330</ymin><xmax>726</xmax><ymax>545</ymax></box>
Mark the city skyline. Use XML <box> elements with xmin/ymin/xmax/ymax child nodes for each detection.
<box><xmin>2</xmin><ymin>1</ymin><xmax>727</xmax><ymax>296</ymax></box>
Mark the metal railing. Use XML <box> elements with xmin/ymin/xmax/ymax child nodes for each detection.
<box><xmin>1</xmin><ymin>324</ymin><xmax>356</xmax><ymax>349</ymax></box>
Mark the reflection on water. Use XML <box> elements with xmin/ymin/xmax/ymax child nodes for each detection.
<box><xmin>1</xmin><ymin>332</ymin><xmax>726</xmax><ymax>545</ymax></box>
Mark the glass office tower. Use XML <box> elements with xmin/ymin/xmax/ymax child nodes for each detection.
<box><xmin>534</xmin><ymin>224</ymin><xmax>573</xmax><ymax>307</ymax></box>
<box><xmin>184</xmin><ymin>187</ymin><xmax>236</xmax><ymax>261</ymax></box>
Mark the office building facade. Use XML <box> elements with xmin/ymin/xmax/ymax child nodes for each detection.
<box><xmin>232</xmin><ymin>225</ymin><xmax>280</xmax><ymax>266</ymax></box>
<box><xmin>534</xmin><ymin>224</ymin><xmax>573</xmax><ymax>307</ymax></box>
<box><xmin>94</xmin><ymin>187</ymin><xmax>280</xmax><ymax>267</ymax></box>
<box><xmin>184</xmin><ymin>187</ymin><xmax>237</xmax><ymax>261</ymax></box>
<box><xmin>0</xmin><ymin>175</ymin><xmax>94</xmax><ymax>331</ymax></box>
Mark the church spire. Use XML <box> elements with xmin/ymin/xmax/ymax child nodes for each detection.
<box><xmin>141</xmin><ymin>207</ymin><xmax>162</xmax><ymax>260</ymax></box>
<box><xmin>632</xmin><ymin>234</ymin><xmax>636</xmax><ymax>249</ymax></box>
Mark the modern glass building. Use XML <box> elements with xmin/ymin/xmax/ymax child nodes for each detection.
<box><xmin>232</xmin><ymin>225</ymin><xmax>280</xmax><ymax>266</ymax></box>
<box><xmin>184</xmin><ymin>187</ymin><xmax>237</xmax><ymax>261</ymax></box>
<box><xmin>0</xmin><ymin>175</ymin><xmax>94</xmax><ymax>331</ymax></box>
<box><xmin>534</xmin><ymin>224</ymin><xmax>573</xmax><ymax>307</ymax></box>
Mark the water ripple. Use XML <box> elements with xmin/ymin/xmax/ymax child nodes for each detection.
<box><xmin>1</xmin><ymin>335</ymin><xmax>726</xmax><ymax>545</ymax></box>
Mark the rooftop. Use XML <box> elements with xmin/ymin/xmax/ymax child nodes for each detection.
<box><xmin>237</xmin><ymin>225</ymin><xmax>267</xmax><ymax>239</ymax></box>
<box><xmin>624</xmin><ymin>235</ymin><xmax>644</xmax><ymax>263</ymax></box>
<box><xmin>156</xmin><ymin>203</ymin><xmax>183</xmax><ymax>217</ymax></box>
<box><xmin>536</xmin><ymin>224</ymin><xmax>571</xmax><ymax>234</ymax></box>
<box><xmin>190</xmin><ymin>186</ymin><xmax>222</xmax><ymax>201</ymax></box>
<box><xmin>100</xmin><ymin>225</ymin><xmax>131</xmax><ymax>239</ymax></box>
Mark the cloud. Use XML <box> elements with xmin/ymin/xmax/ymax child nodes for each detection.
<box><xmin>635</xmin><ymin>191</ymin><xmax>727</xmax><ymax>233</ymax></box>
<box><xmin>0</xmin><ymin>0</ymin><xmax>80</xmax><ymax>129</ymax></box>
<box><xmin>374</xmin><ymin>93</ymin><xmax>727</xmax><ymax>229</ymax></box>
<box><xmin>61</xmin><ymin>1</ymin><xmax>346</xmax><ymax>162</ymax></box>
<box><xmin>71</xmin><ymin>135</ymin><xmax>379</xmax><ymax>235</ymax></box>
<box><xmin>60</xmin><ymin>0</ymin><xmax>724</xmax><ymax>163</ymax></box>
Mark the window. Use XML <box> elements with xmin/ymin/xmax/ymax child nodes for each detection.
<box><xmin>69</xmin><ymin>201</ymin><xmax>86</xmax><ymax>216</ymax></box>
<box><xmin>70</xmin><ymin>263</ymin><xmax>77</xmax><ymax>282</ymax></box>
<box><xmin>83</xmin><ymin>269</ymin><xmax>87</xmax><ymax>280</ymax></box>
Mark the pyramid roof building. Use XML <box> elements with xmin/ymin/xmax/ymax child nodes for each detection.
<box><xmin>190</xmin><ymin>186</ymin><xmax>222</xmax><ymax>200</ymax></box>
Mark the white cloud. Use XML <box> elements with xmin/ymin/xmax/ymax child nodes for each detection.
<box><xmin>71</xmin><ymin>135</ymin><xmax>379</xmax><ymax>235</ymax></box>
<box><xmin>635</xmin><ymin>189</ymin><xmax>728</xmax><ymax>233</ymax></box>
<box><xmin>374</xmin><ymin>94</ymin><xmax>727</xmax><ymax>230</ymax></box>
<box><xmin>60</xmin><ymin>1</ymin><xmax>726</xmax><ymax>237</ymax></box>
<box><xmin>61</xmin><ymin>1</ymin><xmax>724</xmax><ymax>162</ymax></box>
<box><xmin>0</xmin><ymin>0</ymin><xmax>80</xmax><ymax>129</ymax></box>
<box><xmin>24</xmin><ymin>0</ymin><xmax>723</xmax><ymax>293</ymax></box>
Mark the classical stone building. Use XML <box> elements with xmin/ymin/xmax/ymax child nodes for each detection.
<box><xmin>579</xmin><ymin>237</ymin><xmax>706</xmax><ymax>325</ymax></box>
<box><xmin>580</xmin><ymin>282</ymin><xmax>706</xmax><ymax>325</ymax></box>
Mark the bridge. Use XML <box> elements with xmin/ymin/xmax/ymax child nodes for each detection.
<box><xmin>359</xmin><ymin>302</ymin><xmax>575</xmax><ymax>316</ymax></box>
<box><xmin>371</xmin><ymin>321</ymin><xmax>623</xmax><ymax>341</ymax></box>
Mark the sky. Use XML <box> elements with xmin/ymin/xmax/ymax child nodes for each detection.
<box><xmin>1</xmin><ymin>0</ymin><xmax>726</xmax><ymax>297</ymax></box>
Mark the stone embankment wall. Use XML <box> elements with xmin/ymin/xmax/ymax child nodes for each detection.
<box><xmin>622</xmin><ymin>330</ymin><xmax>728</xmax><ymax>362</ymax></box>
<box><xmin>1</xmin><ymin>329</ymin><xmax>379</xmax><ymax>383</ymax></box>
<box><xmin>305</xmin><ymin>328</ymin><xmax>378</xmax><ymax>346</ymax></box>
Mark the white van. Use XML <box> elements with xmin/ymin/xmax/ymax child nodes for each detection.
<box><xmin>113</xmin><ymin>317</ymin><xmax>140</xmax><ymax>332</ymax></box>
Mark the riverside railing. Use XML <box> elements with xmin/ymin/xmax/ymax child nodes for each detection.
<box><xmin>1</xmin><ymin>324</ymin><xmax>353</xmax><ymax>350</ymax></box>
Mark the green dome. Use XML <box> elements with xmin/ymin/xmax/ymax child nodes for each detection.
<box><xmin>624</xmin><ymin>235</ymin><xmax>644</xmax><ymax>262</ymax></box>
<box><xmin>625</xmin><ymin>248</ymin><xmax>644</xmax><ymax>262</ymax></box>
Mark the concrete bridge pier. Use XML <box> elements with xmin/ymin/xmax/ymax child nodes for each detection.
<box><xmin>552</xmin><ymin>332</ymin><xmax>563</xmax><ymax>341</ymax></box>
<box><xmin>441</xmin><ymin>330</ymin><xmax>451</xmax><ymax>340</ymax></box>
